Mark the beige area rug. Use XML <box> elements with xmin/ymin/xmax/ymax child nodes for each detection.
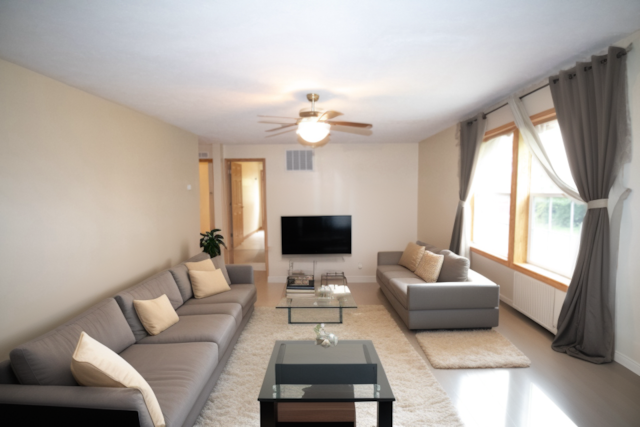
<box><xmin>415</xmin><ymin>329</ymin><xmax>531</xmax><ymax>369</ymax></box>
<box><xmin>194</xmin><ymin>306</ymin><xmax>463</xmax><ymax>427</ymax></box>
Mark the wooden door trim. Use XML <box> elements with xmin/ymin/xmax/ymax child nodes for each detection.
<box><xmin>224</xmin><ymin>159</ymin><xmax>269</xmax><ymax>275</ymax></box>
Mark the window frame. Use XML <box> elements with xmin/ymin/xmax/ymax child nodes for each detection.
<box><xmin>470</xmin><ymin>108</ymin><xmax>571</xmax><ymax>292</ymax></box>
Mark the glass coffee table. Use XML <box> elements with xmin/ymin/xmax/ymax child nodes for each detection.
<box><xmin>258</xmin><ymin>340</ymin><xmax>395</xmax><ymax>426</ymax></box>
<box><xmin>276</xmin><ymin>284</ymin><xmax>357</xmax><ymax>324</ymax></box>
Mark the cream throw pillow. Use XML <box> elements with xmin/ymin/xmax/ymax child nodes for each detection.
<box><xmin>398</xmin><ymin>242</ymin><xmax>426</xmax><ymax>272</ymax></box>
<box><xmin>188</xmin><ymin>269</ymin><xmax>231</xmax><ymax>299</ymax></box>
<box><xmin>185</xmin><ymin>259</ymin><xmax>216</xmax><ymax>271</ymax></box>
<box><xmin>414</xmin><ymin>250</ymin><xmax>445</xmax><ymax>283</ymax></box>
<box><xmin>133</xmin><ymin>294</ymin><xmax>179</xmax><ymax>336</ymax></box>
<box><xmin>71</xmin><ymin>332</ymin><xmax>165</xmax><ymax>427</ymax></box>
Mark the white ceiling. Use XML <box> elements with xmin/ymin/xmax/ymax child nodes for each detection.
<box><xmin>1</xmin><ymin>1</ymin><xmax>639</xmax><ymax>145</ymax></box>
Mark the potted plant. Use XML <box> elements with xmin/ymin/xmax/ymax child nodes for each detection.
<box><xmin>200</xmin><ymin>229</ymin><xmax>227</xmax><ymax>258</ymax></box>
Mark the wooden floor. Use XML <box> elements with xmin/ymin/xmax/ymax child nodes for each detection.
<box><xmin>253</xmin><ymin>271</ymin><xmax>640</xmax><ymax>427</ymax></box>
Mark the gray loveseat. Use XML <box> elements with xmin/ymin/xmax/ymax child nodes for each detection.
<box><xmin>0</xmin><ymin>252</ymin><xmax>256</xmax><ymax>427</ymax></box>
<box><xmin>377</xmin><ymin>241</ymin><xmax>499</xmax><ymax>330</ymax></box>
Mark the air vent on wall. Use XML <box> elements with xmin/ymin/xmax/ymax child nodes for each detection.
<box><xmin>286</xmin><ymin>150</ymin><xmax>314</xmax><ymax>171</ymax></box>
<box><xmin>199</xmin><ymin>152</ymin><xmax>210</xmax><ymax>159</ymax></box>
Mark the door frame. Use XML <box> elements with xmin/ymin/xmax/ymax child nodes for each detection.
<box><xmin>224</xmin><ymin>158</ymin><xmax>268</xmax><ymax>274</ymax></box>
<box><xmin>199</xmin><ymin>159</ymin><xmax>215</xmax><ymax>232</ymax></box>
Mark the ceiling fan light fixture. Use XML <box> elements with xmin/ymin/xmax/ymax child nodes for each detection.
<box><xmin>296</xmin><ymin>119</ymin><xmax>330</xmax><ymax>143</ymax></box>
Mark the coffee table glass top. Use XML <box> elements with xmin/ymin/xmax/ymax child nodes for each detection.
<box><xmin>276</xmin><ymin>285</ymin><xmax>357</xmax><ymax>309</ymax></box>
<box><xmin>258</xmin><ymin>340</ymin><xmax>395</xmax><ymax>402</ymax></box>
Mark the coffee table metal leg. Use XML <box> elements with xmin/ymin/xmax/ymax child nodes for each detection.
<box><xmin>377</xmin><ymin>401</ymin><xmax>392</xmax><ymax>426</ymax></box>
<box><xmin>260</xmin><ymin>402</ymin><xmax>277</xmax><ymax>427</ymax></box>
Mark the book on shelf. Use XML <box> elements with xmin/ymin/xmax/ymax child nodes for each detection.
<box><xmin>285</xmin><ymin>292</ymin><xmax>317</xmax><ymax>298</ymax></box>
<box><xmin>285</xmin><ymin>288</ymin><xmax>315</xmax><ymax>293</ymax></box>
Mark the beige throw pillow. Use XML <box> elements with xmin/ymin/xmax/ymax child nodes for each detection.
<box><xmin>414</xmin><ymin>250</ymin><xmax>445</xmax><ymax>283</ymax></box>
<box><xmin>185</xmin><ymin>259</ymin><xmax>216</xmax><ymax>271</ymax></box>
<box><xmin>133</xmin><ymin>294</ymin><xmax>179</xmax><ymax>336</ymax></box>
<box><xmin>71</xmin><ymin>332</ymin><xmax>166</xmax><ymax>427</ymax></box>
<box><xmin>398</xmin><ymin>242</ymin><xmax>426</xmax><ymax>272</ymax></box>
<box><xmin>188</xmin><ymin>269</ymin><xmax>231</xmax><ymax>299</ymax></box>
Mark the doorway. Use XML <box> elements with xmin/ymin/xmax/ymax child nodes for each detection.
<box><xmin>225</xmin><ymin>159</ymin><xmax>268</xmax><ymax>272</ymax></box>
<box><xmin>198</xmin><ymin>159</ymin><xmax>215</xmax><ymax>233</ymax></box>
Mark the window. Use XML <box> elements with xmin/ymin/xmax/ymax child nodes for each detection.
<box><xmin>470</xmin><ymin>111</ymin><xmax>581</xmax><ymax>289</ymax></box>
<box><xmin>471</xmin><ymin>132</ymin><xmax>513</xmax><ymax>258</ymax></box>
<box><xmin>527</xmin><ymin>120</ymin><xmax>586</xmax><ymax>277</ymax></box>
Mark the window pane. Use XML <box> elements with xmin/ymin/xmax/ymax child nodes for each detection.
<box><xmin>472</xmin><ymin>133</ymin><xmax>513</xmax><ymax>258</ymax></box>
<box><xmin>528</xmin><ymin>195</ymin><xmax>586</xmax><ymax>277</ymax></box>
<box><xmin>528</xmin><ymin>119</ymin><xmax>585</xmax><ymax>277</ymax></box>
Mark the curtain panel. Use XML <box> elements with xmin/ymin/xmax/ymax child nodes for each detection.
<box><xmin>449</xmin><ymin>113</ymin><xmax>487</xmax><ymax>257</ymax></box>
<box><xmin>549</xmin><ymin>46</ymin><xmax>630</xmax><ymax>364</ymax></box>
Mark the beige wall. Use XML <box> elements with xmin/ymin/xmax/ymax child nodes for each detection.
<box><xmin>0</xmin><ymin>59</ymin><xmax>200</xmax><ymax>360</ymax></box>
<box><xmin>417</xmin><ymin>125</ymin><xmax>459</xmax><ymax>249</ymax></box>
<box><xmin>223</xmin><ymin>143</ymin><xmax>419</xmax><ymax>282</ymax></box>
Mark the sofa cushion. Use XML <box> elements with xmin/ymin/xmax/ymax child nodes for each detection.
<box><xmin>398</xmin><ymin>242</ymin><xmax>425</xmax><ymax>272</ymax></box>
<box><xmin>387</xmin><ymin>277</ymin><xmax>428</xmax><ymax>309</ymax></box>
<box><xmin>376</xmin><ymin>265</ymin><xmax>420</xmax><ymax>288</ymax></box>
<box><xmin>137</xmin><ymin>314</ymin><xmax>236</xmax><ymax>359</ymax></box>
<box><xmin>71</xmin><ymin>331</ymin><xmax>165</xmax><ymax>427</ymax></box>
<box><xmin>211</xmin><ymin>255</ymin><xmax>231</xmax><ymax>285</ymax></box>
<box><xmin>414</xmin><ymin>250</ymin><xmax>444</xmax><ymax>283</ymax></box>
<box><xmin>176</xmin><ymin>302</ymin><xmax>243</xmax><ymax>326</ymax></box>
<box><xmin>115</xmin><ymin>271</ymin><xmax>184</xmax><ymax>342</ymax></box>
<box><xmin>182</xmin><ymin>284</ymin><xmax>256</xmax><ymax>317</ymax></box>
<box><xmin>438</xmin><ymin>250</ymin><xmax>470</xmax><ymax>282</ymax></box>
<box><xmin>10</xmin><ymin>298</ymin><xmax>135</xmax><ymax>386</ymax></box>
<box><xmin>133</xmin><ymin>294</ymin><xmax>180</xmax><ymax>336</ymax></box>
<box><xmin>120</xmin><ymin>342</ymin><xmax>218</xmax><ymax>427</ymax></box>
<box><xmin>416</xmin><ymin>240</ymin><xmax>442</xmax><ymax>254</ymax></box>
<box><xmin>168</xmin><ymin>252</ymin><xmax>211</xmax><ymax>302</ymax></box>
<box><xmin>189</xmin><ymin>269</ymin><xmax>231</xmax><ymax>299</ymax></box>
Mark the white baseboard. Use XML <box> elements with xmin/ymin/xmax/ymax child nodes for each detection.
<box><xmin>268</xmin><ymin>275</ymin><xmax>377</xmax><ymax>284</ymax></box>
<box><xmin>615</xmin><ymin>351</ymin><xmax>640</xmax><ymax>376</ymax></box>
<box><xmin>500</xmin><ymin>295</ymin><xmax>514</xmax><ymax>306</ymax></box>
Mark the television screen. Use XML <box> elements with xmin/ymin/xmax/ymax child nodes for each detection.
<box><xmin>281</xmin><ymin>216</ymin><xmax>352</xmax><ymax>255</ymax></box>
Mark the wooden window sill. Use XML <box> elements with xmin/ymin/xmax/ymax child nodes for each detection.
<box><xmin>470</xmin><ymin>246</ymin><xmax>569</xmax><ymax>292</ymax></box>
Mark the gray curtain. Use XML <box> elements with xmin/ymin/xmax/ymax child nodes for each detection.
<box><xmin>449</xmin><ymin>113</ymin><xmax>487</xmax><ymax>256</ymax></box>
<box><xmin>549</xmin><ymin>46</ymin><xmax>629</xmax><ymax>364</ymax></box>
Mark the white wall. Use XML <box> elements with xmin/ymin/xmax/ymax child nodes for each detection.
<box><xmin>416</xmin><ymin>31</ymin><xmax>640</xmax><ymax>374</ymax></box>
<box><xmin>614</xmin><ymin>30</ymin><xmax>640</xmax><ymax>375</ymax></box>
<box><xmin>0</xmin><ymin>59</ymin><xmax>200</xmax><ymax>360</ymax></box>
<box><xmin>223</xmin><ymin>143</ymin><xmax>419</xmax><ymax>282</ymax></box>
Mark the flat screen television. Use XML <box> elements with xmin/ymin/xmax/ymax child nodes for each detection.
<box><xmin>281</xmin><ymin>215</ymin><xmax>352</xmax><ymax>255</ymax></box>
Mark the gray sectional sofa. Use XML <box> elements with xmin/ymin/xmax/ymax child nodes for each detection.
<box><xmin>0</xmin><ymin>252</ymin><xmax>256</xmax><ymax>427</ymax></box>
<box><xmin>377</xmin><ymin>241</ymin><xmax>500</xmax><ymax>330</ymax></box>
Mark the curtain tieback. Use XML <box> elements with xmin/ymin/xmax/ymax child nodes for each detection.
<box><xmin>587</xmin><ymin>199</ymin><xmax>608</xmax><ymax>209</ymax></box>
<box><xmin>459</xmin><ymin>200</ymin><xmax>466</xmax><ymax>208</ymax></box>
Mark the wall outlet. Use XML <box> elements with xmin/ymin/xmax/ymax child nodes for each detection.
<box><xmin>358</xmin><ymin>263</ymin><xmax>362</xmax><ymax>269</ymax></box>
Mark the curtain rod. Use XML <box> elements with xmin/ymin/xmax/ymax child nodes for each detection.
<box><xmin>467</xmin><ymin>44</ymin><xmax>632</xmax><ymax>125</ymax></box>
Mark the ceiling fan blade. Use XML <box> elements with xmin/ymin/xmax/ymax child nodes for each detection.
<box><xmin>266</xmin><ymin>123</ymin><xmax>297</xmax><ymax>132</ymax></box>
<box><xmin>318</xmin><ymin>111</ymin><xmax>344</xmax><ymax>121</ymax></box>
<box><xmin>266</xmin><ymin>128</ymin><xmax>297</xmax><ymax>138</ymax></box>
<box><xmin>259</xmin><ymin>120</ymin><xmax>297</xmax><ymax>124</ymax></box>
<box><xmin>258</xmin><ymin>115</ymin><xmax>300</xmax><ymax>120</ymax></box>
<box><xmin>326</xmin><ymin>121</ymin><xmax>373</xmax><ymax>128</ymax></box>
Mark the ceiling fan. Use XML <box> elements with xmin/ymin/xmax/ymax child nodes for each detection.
<box><xmin>258</xmin><ymin>93</ymin><xmax>373</xmax><ymax>147</ymax></box>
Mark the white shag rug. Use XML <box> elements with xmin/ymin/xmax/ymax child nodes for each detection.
<box><xmin>194</xmin><ymin>306</ymin><xmax>463</xmax><ymax>427</ymax></box>
<box><xmin>415</xmin><ymin>329</ymin><xmax>531</xmax><ymax>369</ymax></box>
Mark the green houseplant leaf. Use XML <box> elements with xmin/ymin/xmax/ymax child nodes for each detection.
<box><xmin>200</xmin><ymin>229</ymin><xmax>227</xmax><ymax>258</ymax></box>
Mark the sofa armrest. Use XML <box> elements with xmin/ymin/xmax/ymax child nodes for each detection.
<box><xmin>378</xmin><ymin>251</ymin><xmax>403</xmax><ymax>266</ymax></box>
<box><xmin>226</xmin><ymin>264</ymin><xmax>254</xmax><ymax>285</ymax></box>
<box><xmin>407</xmin><ymin>282</ymin><xmax>500</xmax><ymax>311</ymax></box>
<box><xmin>0</xmin><ymin>384</ymin><xmax>153</xmax><ymax>427</ymax></box>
